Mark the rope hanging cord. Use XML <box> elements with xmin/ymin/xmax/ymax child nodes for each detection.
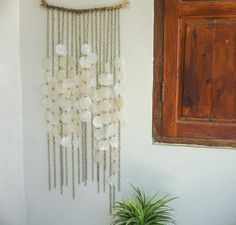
<box><xmin>41</xmin><ymin>0</ymin><xmax>129</xmax><ymax>13</ymax></box>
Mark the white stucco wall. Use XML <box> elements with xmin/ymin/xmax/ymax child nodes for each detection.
<box><xmin>19</xmin><ymin>1</ymin><xmax>236</xmax><ymax>225</ymax></box>
<box><xmin>0</xmin><ymin>0</ymin><xmax>26</xmax><ymax>225</ymax></box>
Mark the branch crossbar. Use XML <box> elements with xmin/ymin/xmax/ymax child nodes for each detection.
<box><xmin>41</xmin><ymin>0</ymin><xmax>129</xmax><ymax>13</ymax></box>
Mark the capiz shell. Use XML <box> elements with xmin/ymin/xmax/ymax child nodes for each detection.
<box><xmin>57</xmin><ymin>69</ymin><xmax>66</xmax><ymax>81</ymax></box>
<box><xmin>55</xmin><ymin>44</ymin><xmax>67</xmax><ymax>56</ymax></box>
<box><xmin>94</xmin><ymin>127</ymin><xmax>107</xmax><ymax>140</ymax></box>
<box><xmin>81</xmin><ymin>43</ymin><xmax>92</xmax><ymax>56</ymax></box>
<box><xmin>98</xmin><ymin>73</ymin><xmax>114</xmax><ymax>86</ymax></box>
<box><xmin>63</xmin><ymin>79</ymin><xmax>74</xmax><ymax>90</ymax></box>
<box><xmin>94</xmin><ymin>150</ymin><xmax>104</xmax><ymax>164</ymax></box>
<box><xmin>96</xmin><ymin>140</ymin><xmax>109</xmax><ymax>151</ymax></box>
<box><xmin>93</xmin><ymin>116</ymin><xmax>103</xmax><ymax>128</ymax></box>
<box><xmin>77</xmin><ymin>97</ymin><xmax>92</xmax><ymax>110</ymax></box>
<box><xmin>59</xmin><ymin>56</ymin><xmax>67</xmax><ymax>68</ymax></box>
<box><xmin>60</xmin><ymin>136</ymin><xmax>71</xmax><ymax>148</ymax></box>
<box><xmin>79</xmin><ymin>56</ymin><xmax>92</xmax><ymax>69</ymax></box>
<box><xmin>97</xmin><ymin>87</ymin><xmax>111</xmax><ymax>99</ymax></box>
<box><xmin>109</xmin><ymin>136</ymin><xmax>119</xmax><ymax>149</ymax></box>
<box><xmin>113</xmin><ymin>83</ymin><xmax>125</xmax><ymax>96</ymax></box>
<box><xmin>99</xmin><ymin>100</ymin><xmax>113</xmax><ymax>112</ymax></box>
<box><xmin>79</xmin><ymin>110</ymin><xmax>91</xmax><ymax>122</ymax></box>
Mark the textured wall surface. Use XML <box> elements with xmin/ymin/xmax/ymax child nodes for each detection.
<box><xmin>0</xmin><ymin>0</ymin><xmax>26</xmax><ymax>225</ymax></box>
<box><xmin>19</xmin><ymin>1</ymin><xmax>236</xmax><ymax>225</ymax></box>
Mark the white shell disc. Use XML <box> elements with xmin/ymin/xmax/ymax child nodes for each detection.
<box><xmin>114</xmin><ymin>83</ymin><xmax>125</xmax><ymax>96</ymax></box>
<box><xmin>79</xmin><ymin>56</ymin><xmax>92</xmax><ymax>69</ymax></box>
<box><xmin>68</xmin><ymin>69</ymin><xmax>77</xmax><ymax>79</ymax></box>
<box><xmin>96</xmin><ymin>140</ymin><xmax>109</xmax><ymax>151</ymax></box>
<box><xmin>60</xmin><ymin>136</ymin><xmax>71</xmax><ymax>148</ymax></box>
<box><xmin>41</xmin><ymin>85</ymin><xmax>51</xmax><ymax>96</ymax></box>
<box><xmin>98</xmin><ymin>87</ymin><xmax>111</xmax><ymax>99</ymax></box>
<box><xmin>80</xmin><ymin>85</ymin><xmax>92</xmax><ymax>96</ymax></box>
<box><xmin>80</xmin><ymin>71</ymin><xmax>92</xmax><ymax>83</ymax></box>
<box><xmin>94</xmin><ymin>150</ymin><xmax>104</xmax><ymax>164</ymax></box>
<box><xmin>94</xmin><ymin>127</ymin><xmax>107</xmax><ymax>140</ymax></box>
<box><xmin>107</xmin><ymin>175</ymin><xmax>117</xmax><ymax>186</ymax></box>
<box><xmin>47</xmin><ymin>77</ymin><xmax>58</xmax><ymax>85</ymax></box>
<box><xmin>99</xmin><ymin>100</ymin><xmax>113</xmax><ymax>112</ymax></box>
<box><xmin>59</xmin><ymin>99</ymin><xmax>73</xmax><ymax>112</ymax></box>
<box><xmin>79</xmin><ymin>111</ymin><xmax>91</xmax><ymax>122</ymax></box>
<box><xmin>63</xmin><ymin>79</ymin><xmax>74</xmax><ymax>90</ymax></box>
<box><xmin>93</xmin><ymin>116</ymin><xmax>103</xmax><ymax>128</ymax></box>
<box><xmin>109</xmin><ymin>136</ymin><xmax>119</xmax><ymax>149</ymax></box>
<box><xmin>44</xmin><ymin>71</ymin><xmax>53</xmax><ymax>83</ymax></box>
<box><xmin>116</xmin><ymin>71</ymin><xmax>125</xmax><ymax>82</ymax></box>
<box><xmin>98</xmin><ymin>73</ymin><xmax>114</xmax><ymax>86</ymax></box>
<box><xmin>100</xmin><ymin>113</ymin><xmax>111</xmax><ymax>125</ymax></box>
<box><xmin>55</xmin><ymin>44</ymin><xmax>67</xmax><ymax>56</ymax></box>
<box><xmin>59</xmin><ymin>56</ymin><xmax>67</xmax><ymax>68</ymax></box>
<box><xmin>57</xmin><ymin>69</ymin><xmax>66</xmax><ymax>81</ymax></box>
<box><xmin>60</xmin><ymin>112</ymin><xmax>72</xmax><ymax>124</ymax></box>
<box><xmin>92</xmin><ymin>104</ymin><xmax>101</xmax><ymax>115</ymax></box>
<box><xmin>55</xmin><ymin>83</ymin><xmax>65</xmax><ymax>95</ymax></box>
<box><xmin>81</xmin><ymin>43</ymin><xmax>92</xmax><ymax>56</ymax></box>
<box><xmin>107</xmin><ymin>123</ymin><xmax>118</xmax><ymax>137</ymax></box>
<box><xmin>76</xmin><ymin>97</ymin><xmax>92</xmax><ymax>110</ymax></box>
<box><xmin>115</xmin><ymin>96</ymin><xmax>125</xmax><ymax>109</ymax></box>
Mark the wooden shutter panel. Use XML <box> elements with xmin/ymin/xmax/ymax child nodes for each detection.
<box><xmin>153</xmin><ymin>0</ymin><xmax>236</xmax><ymax>147</ymax></box>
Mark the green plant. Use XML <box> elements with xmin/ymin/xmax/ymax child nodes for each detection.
<box><xmin>112</xmin><ymin>185</ymin><xmax>176</xmax><ymax>225</ymax></box>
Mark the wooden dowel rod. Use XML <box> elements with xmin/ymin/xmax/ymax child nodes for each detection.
<box><xmin>41</xmin><ymin>0</ymin><xmax>129</xmax><ymax>13</ymax></box>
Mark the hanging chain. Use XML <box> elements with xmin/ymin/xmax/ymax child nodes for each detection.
<box><xmin>102</xmin><ymin>11</ymin><xmax>107</xmax><ymax>193</ymax></box>
<box><xmin>91</xmin><ymin>11</ymin><xmax>95</xmax><ymax>182</ymax></box>
<box><xmin>76</xmin><ymin>14</ymin><xmax>81</xmax><ymax>186</ymax></box>
<box><xmin>95</xmin><ymin>11</ymin><xmax>100</xmax><ymax>193</ymax></box>
<box><xmin>72</xmin><ymin>133</ymin><xmax>75</xmax><ymax>199</ymax></box>
<box><xmin>51</xmin><ymin>9</ymin><xmax>57</xmax><ymax>189</ymax></box>
<box><xmin>46</xmin><ymin>9</ymin><xmax>52</xmax><ymax>191</ymax></box>
<box><xmin>47</xmin><ymin>133</ymin><xmax>51</xmax><ymax>191</ymax></box>
<box><xmin>58</xmin><ymin>10</ymin><xmax>64</xmax><ymax>195</ymax></box>
<box><xmin>117</xmin><ymin>9</ymin><xmax>121</xmax><ymax>192</ymax></box>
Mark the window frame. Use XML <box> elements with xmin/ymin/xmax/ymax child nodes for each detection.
<box><xmin>152</xmin><ymin>0</ymin><xmax>236</xmax><ymax>148</ymax></box>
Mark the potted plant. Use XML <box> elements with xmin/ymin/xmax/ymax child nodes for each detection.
<box><xmin>112</xmin><ymin>185</ymin><xmax>176</xmax><ymax>225</ymax></box>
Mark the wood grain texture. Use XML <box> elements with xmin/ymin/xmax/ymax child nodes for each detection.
<box><xmin>153</xmin><ymin>0</ymin><xmax>236</xmax><ymax>147</ymax></box>
<box><xmin>153</xmin><ymin>0</ymin><xmax>164</xmax><ymax>140</ymax></box>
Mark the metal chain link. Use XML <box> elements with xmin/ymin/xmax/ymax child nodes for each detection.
<box><xmin>76</xmin><ymin>14</ymin><xmax>81</xmax><ymax>186</ymax></box>
<box><xmin>51</xmin><ymin>10</ymin><xmax>57</xmax><ymax>189</ymax></box>
<box><xmin>95</xmin><ymin>11</ymin><xmax>100</xmax><ymax>193</ymax></box>
<box><xmin>91</xmin><ymin>11</ymin><xmax>95</xmax><ymax>182</ymax></box>
<box><xmin>72</xmin><ymin>133</ymin><xmax>75</xmax><ymax>199</ymax></box>
<box><xmin>102</xmin><ymin>11</ymin><xmax>107</xmax><ymax>193</ymax></box>
<box><xmin>46</xmin><ymin>9</ymin><xmax>52</xmax><ymax>191</ymax></box>
<box><xmin>117</xmin><ymin>9</ymin><xmax>121</xmax><ymax>192</ymax></box>
<box><xmin>47</xmin><ymin>133</ymin><xmax>51</xmax><ymax>190</ymax></box>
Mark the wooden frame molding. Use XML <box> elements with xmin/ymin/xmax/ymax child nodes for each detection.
<box><xmin>153</xmin><ymin>0</ymin><xmax>236</xmax><ymax>148</ymax></box>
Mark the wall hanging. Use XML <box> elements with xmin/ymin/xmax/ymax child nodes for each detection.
<box><xmin>40</xmin><ymin>0</ymin><xmax>128</xmax><ymax>213</ymax></box>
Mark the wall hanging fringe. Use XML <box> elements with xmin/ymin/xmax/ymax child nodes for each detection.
<box><xmin>41</xmin><ymin>0</ymin><xmax>127</xmax><ymax>214</ymax></box>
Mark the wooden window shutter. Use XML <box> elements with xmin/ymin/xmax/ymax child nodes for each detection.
<box><xmin>153</xmin><ymin>0</ymin><xmax>236</xmax><ymax>147</ymax></box>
